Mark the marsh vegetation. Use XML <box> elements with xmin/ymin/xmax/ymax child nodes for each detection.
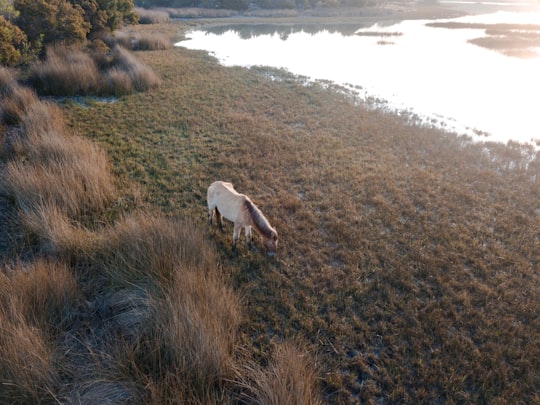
<box><xmin>1</xmin><ymin>16</ymin><xmax>539</xmax><ymax>405</ymax></box>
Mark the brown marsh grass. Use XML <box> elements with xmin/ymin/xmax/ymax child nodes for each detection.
<box><xmin>135</xmin><ymin>7</ymin><xmax>171</xmax><ymax>24</ymax></box>
<box><xmin>103</xmin><ymin>32</ymin><xmax>173</xmax><ymax>51</ymax></box>
<box><xmin>111</xmin><ymin>45</ymin><xmax>162</xmax><ymax>91</ymax></box>
<box><xmin>1</xmin><ymin>101</ymin><xmax>116</xmax><ymax>223</ymax></box>
<box><xmin>27</xmin><ymin>44</ymin><xmax>161</xmax><ymax>96</ymax></box>
<box><xmin>0</xmin><ymin>66</ymin><xmax>18</xmax><ymax>96</ymax></box>
<box><xmin>29</xmin><ymin>45</ymin><xmax>101</xmax><ymax>96</ymax></box>
<box><xmin>62</xmin><ymin>21</ymin><xmax>540</xmax><ymax>404</ymax></box>
<box><xmin>0</xmin><ymin>85</ymin><xmax>39</xmax><ymax>124</ymax></box>
<box><xmin>0</xmin><ymin>259</ymin><xmax>83</xmax><ymax>404</ymax></box>
<box><xmin>240</xmin><ymin>341</ymin><xmax>322</xmax><ymax>405</ymax></box>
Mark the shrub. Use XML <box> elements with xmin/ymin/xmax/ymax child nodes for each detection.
<box><xmin>102</xmin><ymin>32</ymin><xmax>134</xmax><ymax>50</ymax></box>
<box><xmin>13</xmin><ymin>0</ymin><xmax>90</xmax><ymax>46</ymax></box>
<box><xmin>95</xmin><ymin>213</ymin><xmax>243</xmax><ymax>402</ymax></box>
<box><xmin>104</xmin><ymin>32</ymin><xmax>171</xmax><ymax>51</ymax></box>
<box><xmin>9</xmin><ymin>100</ymin><xmax>65</xmax><ymax>154</ymax></box>
<box><xmin>0</xmin><ymin>15</ymin><xmax>27</xmax><ymax>66</ymax></box>
<box><xmin>19</xmin><ymin>202</ymin><xmax>99</xmax><ymax>256</ymax></box>
<box><xmin>26</xmin><ymin>44</ymin><xmax>160</xmax><ymax>96</ymax></box>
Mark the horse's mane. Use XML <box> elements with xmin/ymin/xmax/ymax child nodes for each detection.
<box><xmin>244</xmin><ymin>198</ymin><xmax>275</xmax><ymax>238</ymax></box>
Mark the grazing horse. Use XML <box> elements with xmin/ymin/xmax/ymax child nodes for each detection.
<box><xmin>207</xmin><ymin>181</ymin><xmax>278</xmax><ymax>256</ymax></box>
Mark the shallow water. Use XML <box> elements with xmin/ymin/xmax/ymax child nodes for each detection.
<box><xmin>177</xmin><ymin>9</ymin><xmax>540</xmax><ymax>145</ymax></box>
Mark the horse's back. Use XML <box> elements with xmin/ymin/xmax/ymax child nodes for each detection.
<box><xmin>207</xmin><ymin>181</ymin><xmax>246</xmax><ymax>223</ymax></box>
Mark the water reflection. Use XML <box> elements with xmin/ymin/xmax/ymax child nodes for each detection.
<box><xmin>204</xmin><ymin>22</ymin><xmax>375</xmax><ymax>39</ymax></box>
<box><xmin>178</xmin><ymin>11</ymin><xmax>540</xmax><ymax>145</ymax></box>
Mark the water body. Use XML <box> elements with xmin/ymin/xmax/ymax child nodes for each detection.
<box><xmin>177</xmin><ymin>7</ymin><xmax>540</xmax><ymax>145</ymax></box>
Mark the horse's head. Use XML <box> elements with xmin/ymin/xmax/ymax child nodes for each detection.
<box><xmin>263</xmin><ymin>231</ymin><xmax>278</xmax><ymax>257</ymax></box>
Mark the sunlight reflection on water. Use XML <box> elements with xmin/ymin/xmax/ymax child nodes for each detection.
<box><xmin>177</xmin><ymin>11</ymin><xmax>540</xmax><ymax>145</ymax></box>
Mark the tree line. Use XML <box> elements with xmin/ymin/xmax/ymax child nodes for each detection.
<box><xmin>135</xmin><ymin>0</ymin><xmax>380</xmax><ymax>11</ymax></box>
<box><xmin>0</xmin><ymin>0</ymin><xmax>136</xmax><ymax>66</ymax></box>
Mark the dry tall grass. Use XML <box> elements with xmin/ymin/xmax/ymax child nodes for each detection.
<box><xmin>0</xmin><ymin>98</ymin><xmax>117</xmax><ymax>247</ymax></box>
<box><xmin>0</xmin><ymin>66</ymin><xmax>17</xmax><ymax>96</ymax></box>
<box><xmin>0</xmin><ymin>85</ymin><xmax>38</xmax><ymax>125</ymax></box>
<box><xmin>0</xmin><ymin>83</ymin><xmax>116</xmax><ymax>260</ymax></box>
<box><xmin>241</xmin><ymin>341</ymin><xmax>322</xmax><ymax>405</ymax></box>
<box><xmin>27</xmin><ymin>44</ymin><xmax>161</xmax><ymax>97</ymax></box>
<box><xmin>111</xmin><ymin>45</ymin><xmax>162</xmax><ymax>91</ymax></box>
<box><xmin>135</xmin><ymin>8</ymin><xmax>171</xmax><ymax>24</ymax></box>
<box><xmin>94</xmin><ymin>214</ymin><xmax>217</xmax><ymax>289</ymax></box>
<box><xmin>136</xmin><ymin>34</ymin><xmax>173</xmax><ymax>51</ymax></box>
<box><xmin>154</xmin><ymin>269</ymin><xmax>241</xmax><ymax>390</ymax></box>
<box><xmin>0</xmin><ymin>259</ymin><xmax>83</xmax><ymax>403</ymax></box>
<box><xmin>29</xmin><ymin>45</ymin><xmax>101</xmax><ymax>96</ymax></box>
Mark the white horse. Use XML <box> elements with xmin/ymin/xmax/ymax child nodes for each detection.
<box><xmin>207</xmin><ymin>181</ymin><xmax>278</xmax><ymax>256</ymax></box>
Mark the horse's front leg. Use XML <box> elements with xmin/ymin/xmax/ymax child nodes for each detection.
<box><xmin>245</xmin><ymin>226</ymin><xmax>256</xmax><ymax>251</ymax></box>
<box><xmin>232</xmin><ymin>223</ymin><xmax>241</xmax><ymax>254</ymax></box>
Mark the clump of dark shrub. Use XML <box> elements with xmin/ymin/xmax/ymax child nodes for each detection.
<box><xmin>103</xmin><ymin>32</ymin><xmax>172</xmax><ymax>51</ymax></box>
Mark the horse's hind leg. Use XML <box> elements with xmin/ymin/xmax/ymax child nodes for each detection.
<box><xmin>232</xmin><ymin>223</ymin><xmax>241</xmax><ymax>254</ymax></box>
<box><xmin>208</xmin><ymin>207</ymin><xmax>214</xmax><ymax>225</ymax></box>
<box><xmin>245</xmin><ymin>226</ymin><xmax>256</xmax><ymax>251</ymax></box>
<box><xmin>215</xmin><ymin>208</ymin><xmax>223</xmax><ymax>231</ymax></box>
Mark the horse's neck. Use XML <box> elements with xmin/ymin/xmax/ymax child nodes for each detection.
<box><xmin>244</xmin><ymin>199</ymin><xmax>273</xmax><ymax>237</ymax></box>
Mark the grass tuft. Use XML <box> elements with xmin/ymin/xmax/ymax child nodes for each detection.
<box><xmin>26</xmin><ymin>44</ymin><xmax>161</xmax><ymax>97</ymax></box>
<box><xmin>0</xmin><ymin>259</ymin><xmax>83</xmax><ymax>403</ymax></box>
<box><xmin>111</xmin><ymin>46</ymin><xmax>161</xmax><ymax>91</ymax></box>
<box><xmin>0</xmin><ymin>85</ymin><xmax>38</xmax><ymax>125</ymax></box>
<box><xmin>241</xmin><ymin>341</ymin><xmax>322</xmax><ymax>405</ymax></box>
<box><xmin>135</xmin><ymin>8</ymin><xmax>171</xmax><ymax>24</ymax></box>
<box><xmin>95</xmin><ymin>213</ymin><xmax>217</xmax><ymax>289</ymax></box>
<box><xmin>28</xmin><ymin>45</ymin><xmax>100</xmax><ymax>96</ymax></box>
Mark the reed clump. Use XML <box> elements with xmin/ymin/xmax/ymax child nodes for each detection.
<box><xmin>28</xmin><ymin>45</ymin><xmax>101</xmax><ymax>96</ymax></box>
<box><xmin>241</xmin><ymin>341</ymin><xmax>323</xmax><ymax>405</ymax></box>
<box><xmin>111</xmin><ymin>45</ymin><xmax>162</xmax><ymax>91</ymax></box>
<box><xmin>0</xmin><ymin>259</ymin><xmax>83</xmax><ymax>404</ymax></box>
<box><xmin>27</xmin><ymin>44</ymin><xmax>161</xmax><ymax>97</ymax></box>
<box><xmin>135</xmin><ymin>7</ymin><xmax>171</xmax><ymax>24</ymax></box>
